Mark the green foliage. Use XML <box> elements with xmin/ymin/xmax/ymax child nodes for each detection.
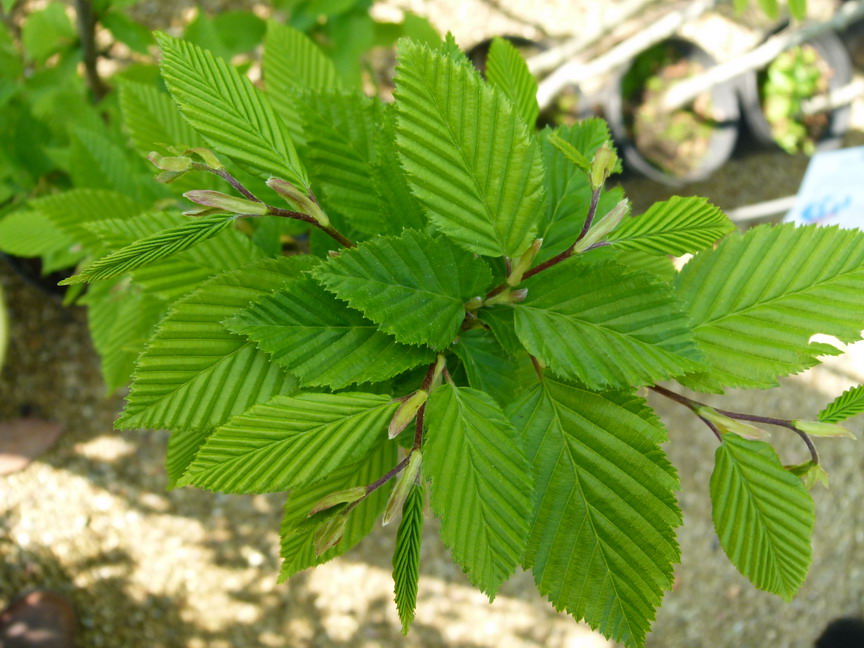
<box><xmin>394</xmin><ymin>40</ymin><xmax>545</xmax><ymax>258</ymax></box>
<box><xmin>675</xmin><ymin>224</ymin><xmax>864</xmax><ymax>392</ymax></box>
<box><xmin>819</xmin><ymin>385</ymin><xmax>864</xmax><ymax>423</ymax></box>
<box><xmin>392</xmin><ymin>483</ymin><xmax>424</xmax><ymax>634</ymax></box>
<box><xmin>425</xmin><ymin>384</ymin><xmax>533</xmax><ymax>596</ymax></box>
<box><xmin>508</xmin><ymin>378</ymin><xmax>680</xmax><ymax>646</ymax></box>
<box><xmin>710</xmin><ymin>432</ymin><xmax>814</xmax><ymax>599</ymax></box>
<box><xmin>3</xmin><ymin>12</ymin><xmax>858</xmax><ymax>647</ymax></box>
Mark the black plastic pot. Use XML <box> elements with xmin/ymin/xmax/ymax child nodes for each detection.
<box><xmin>604</xmin><ymin>38</ymin><xmax>741</xmax><ymax>187</ymax></box>
<box><xmin>738</xmin><ymin>30</ymin><xmax>852</xmax><ymax>152</ymax></box>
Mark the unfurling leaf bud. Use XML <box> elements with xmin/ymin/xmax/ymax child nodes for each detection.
<box><xmin>267</xmin><ymin>177</ymin><xmax>330</xmax><ymax>227</ymax></box>
<box><xmin>430</xmin><ymin>354</ymin><xmax>446</xmax><ymax>391</ymax></box>
<box><xmin>484</xmin><ymin>287</ymin><xmax>530</xmax><ymax>307</ymax></box>
<box><xmin>389</xmin><ymin>390</ymin><xmax>428</xmax><ymax>439</ymax></box>
<box><xmin>697</xmin><ymin>407</ymin><xmax>770</xmax><ymax>440</ymax></box>
<box><xmin>148</xmin><ymin>152</ymin><xmax>193</xmax><ymax>172</ymax></box>
<box><xmin>184</xmin><ymin>147</ymin><xmax>223</xmax><ymax>169</ymax></box>
<box><xmin>572</xmin><ymin>199</ymin><xmax>630</xmax><ymax>253</ymax></box>
<box><xmin>382</xmin><ymin>451</ymin><xmax>422</xmax><ymax>527</ymax></box>
<box><xmin>308</xmin><ymin>486</ymin><xmax>366</xmax><ymax>516</ymax></box>
<box><xmin>507</xmin><ymin>238</ymin><xmax>543</xmax><ymax>286</ymax></box>
<box><xmin>183</xmin><ymin>190</ymin><xmax>268</xmax><ymax>216</ymax></box>
<box><xmin>464</xmin><ymin>296</ymin><xmax>484</xmax><ymax>311</ymax></box>
<box><xmin>590</xmin><ymin>143</ymin><xmax>619</xmax><ymax>190</ymax></box>
<box><xmin>313</xmin><ymin>513</ymin><xmax>348</xmax><ymax>556</ymax></box>
<box><xmin>785</xmin><ymin>460</ymin><xmax>830</xmax><ymax>489</ymax></box>
<box><xmin>792</xmin><ymin>420</ymin><xmax>856</xmax><ymax>439</ymax></box>
<box><xmin>548</xmin><ymin>132</ymin><xmax>591</xmax><ymax>172</ymax></box>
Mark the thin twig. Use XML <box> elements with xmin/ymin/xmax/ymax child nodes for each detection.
<box><xmin>73</xmin><ymin>0</ymin><xmax>108</xmax><ymax>100</ymax></box>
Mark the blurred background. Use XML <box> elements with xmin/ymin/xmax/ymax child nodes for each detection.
<box><xmin>1</xmin><ymin>0</ymin><xmax>864</xmax><ymax>646</ymax></box>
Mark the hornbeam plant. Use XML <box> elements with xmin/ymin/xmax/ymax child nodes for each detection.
<box><xmin>53</xmin><ymin>26</ymin><xmax>864</xmax><ymax>648</ymax></box>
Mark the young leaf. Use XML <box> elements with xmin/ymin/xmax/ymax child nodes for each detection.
<box><xmin>30</xmin><ymin>189</ymin><xmax>143</xmax><ymax>254</ymax></box>
<box><xmin>280</xmin><ymin>439</ymin><xmax>397</xmax><ymax>579</ymax></box>
<box><xmin>178</xmin><ymin>391</ymin><xmax>398</xmax><ymax>493</ymax></box>
<box><xmin>313</xmin><ymin>230</ymin><xmax>492</xmax><ymax>349</ymax></box>
<box><xmin>507</xmin><ymin>378</ymin><xmax>680</xmax><ymax>648</ymax></box>
<box><xmin>514</xmin><ymin>258</ymin><xmax>703</xmax><ymax>389</ymax></box>
<box><xmin>394</xmin><ymin>40</ymin><xmax>545</xmax><ymax>258</ymax></box>
<box><xmin>297</xmin><ymin>90</ymin><xmax>398</xmax><ymax>236</ymax></box>
<box><xmin>710</xmin><ymin>432</ymin><xmax>815</xmax><ymax>600</ymax></box>
<box><xmin>424</xmin><ymin>384</ymin><xmax>533</xmax><ymax>597</ymax></box>
<box><xmin>87</xmin><ymin>211</ymin><xmax>265</xmax><ymax>302</ymax></box>
<box><xmin>263</xmin><ymin>20</ymin><xmax>341</xmax><ymax>140</ymax></box>
<box><xmin>675</xmin><ymin>224</ymin><xmax>864</xmax><ymax>391</ymax></box>
<box><xmin>155</xmin><ymin>32</ymin><xmax>309</xmax><ymax>190</ymax></box>
<box><xmin>82</xmin><ymin>280</ymin><xmax>168</xmax><ymax>393</ymax></box>
<box><xmin>116</xmin><ymin>256</ymin><xmax>313</xmax><ymax>436</ymax></box>
<box><xmin>61</xmin><ymin>214</ymin><xmax>237</xmax><ymax>285</ymax></box>
<box><xmin>818</xmin><ymin>385</ymin><xmax>864</xmax><ymax>423</ymax></box>
<box><xmin>227</xmin><ymin>275</ymin><xmax>433</xmax><ymax>388</ymax></box>
<box><xmin>393</xmin><ymin>483</ymin><xmax>424</xmax><ymax>635</ymax></box>
<box><xmin>119</xmin><ymin>80</ymin><xmax>206</xmax><ymax>156</ymax></box>
<box><xmin>605</xmin><ymin>196</ymin><xmax>735</xmax><ymax>256</ymax></box>
<box><xmin>451</xmin><ymin>329</ymin><xmax>535</xmax><ymax>406</ymax></box>
<box><xmin>485</xmin><ymin>37</ymin><xmax>539</xmax><ymax>129</ymax></box>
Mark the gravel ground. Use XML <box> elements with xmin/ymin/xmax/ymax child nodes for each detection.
<box><xmin>3</xmin><ymin>1</ymin><xmax>864</xmax><ymax>647</ymax></box>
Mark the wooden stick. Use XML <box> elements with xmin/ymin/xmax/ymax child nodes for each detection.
<box><xmin>659</xmin><ymin>0</ymin><xmax>864</xmax><ymax>113</ymax></box>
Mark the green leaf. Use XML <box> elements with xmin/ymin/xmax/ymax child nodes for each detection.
<box><xmin>789</xmin><ymin>0</ymin><xmax>807</xmax><ymax>20</ymax></box>
<box><xmin>31</xmin><ymin>189</ymin><xmax>144</xmax><ymax>255</ymax></box>
<box><xmin>0</xmin><ymin>209</ymin><xmax>76</xmax><ymax>259</ymax></box>
<box><xmin>155</xmin><ymin>32</ymin><xmax>309</xmax><ymax>189</ymax></box>
<box><xmin>711</xmin><ymin>432</ymin><xmax>814</xmax><ymax>600</ymax></box>
<box><xmin>394</xmin><ymin>40</ymin><xmax>545</xmax><ymax>258</ymax></box>
<box><xmin>68</xmin><ymin>127</ymin><xmax>161</xmax><ymax>203</ymax></box>
<box><xmin>87</xmin><ymin>211</ymin><xmax>265</xmax><ymax>301</ymax></box>
<box><xmin>424</xmin><ymin>384</ymin><xmax>533</xmax><ymax>596</ymax></box>
<box><xmin>297</xmin><ymin>90</ymin><xmax>390</xmax><ymax>236</ymax></box>
<box><xmin>227</xmin><ymin>276</ymin><xmax>433</xmax><ymax>388</ymax></box>
<box><xmin>675</xmin><ymin>224</ymin><xmax>864</xmax><ymax>392</ymax></box>
<box><xmin>82</xmin><ymin>279</ymin><xmax>168</xmax><ymax>392</ymax></box>
<box><xmin>313</xmin><ymin>230</ymin><xmax>492</xmax><ymax>349</ymax></box>
<box><xmin>486</xmin><ymin>37</ymin><xmax>539</xmax><ymax>129</ymax></box>
<box><xmin>119</xmin><ymin>80</ymin><xmax>205</xmax><ymax>156</ymax></box>
<box><xmin>507</xmin><ymin>378</ymin><xmax>680</xmax><ymax>648</ymax></box>
<box><xmin>514</xmin><ymin>258</ymin><xmax>703</xmax><ymax>389</ymax></box>
<box><xmin>61</xmin><ymin>214</ymin><xmax>237</xmax><ymax>285</ymax></box>
<box><xmin>393</xmin><ymin>483</ymin><xmax>424</xmax><ymax>635</ymax></box>
<box><xmin>101</xmin><ymin>10</ymin><xmax>153</xmax><ymax>55</ymax></box>
<box><xmin>606</xmin><ymin>196</ymin><xmax>735</xmax><ymax>256</ymax></box>
<box><xmin>117</xmin><ymin>256</ymin><xmax>312</xmax><ymax>437</ymax></box>
<box><xmin>757</xmin><ymin>0</ymin><xmax>780</xmax><ymax>19</ymax></box>
<box><xmin>819</xmin><ymin>385</ymin><xmax>864</xmax><ymax>423</ymax></box>
<box><xmin>279</xmin><ymin>439</ymin><xmax>397</xmax><ymax>580</ymax></box>
<box><xmin>22</xmin><ymin>3</ymin><xmax>76</xmax><ymax>63</ymax></box>
<box><xmin>179</xmin><ymin>391</ymin><xmax>398</xmax><ymax>493</ymax></box>
<box><xmin>451</xmin><ymin>329</ymin><xmax>535</xmax><ymax>406</ymax></box>
<box><xmin>264</xmin><ymin>19</ymin><xmax>340</xmax><ymax>141</ymax></box>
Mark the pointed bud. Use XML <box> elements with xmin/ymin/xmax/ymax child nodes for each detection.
<box><xmin>313</xmin><ymin>513</ymin><xmax>348</xmax><ymax>556</ymax></box>
<box><xmin>464</xmin><ymin>296</ymin><xmax>484</xmax><ymax>311</ymax></box>
<box><xmin>184</xmin><ymin>147</ymin><xmax>223</xmax><ymax>169</ymax></box>
<box><xmin>698</xmin><ymin>407</ymin><xmax>770</xmax><ymax>440</ymax></box>
<box><xmin>792</xmin><ymin>420</ymin><xmax>856</xmax><ymax>439</ymax></box>
<box><xmin>507</xmin><ymin>238</ymin><xmax>543</xmax><ymax>286</ymax></box>
<box><xmin>573</xmin><ymin>199</ymin><xmax>630</xmax><ymax>253</ymax></box>
<box><xmin>382</xmin><ymin>451</ymin><xmax>422</xmax><ymax>526</ymax></box>
<box><xmin>267</xmin><ymin>177</ymin><xmax>330</xmax><ymax>227</ymax></box>
<box><xmin>308</xmin><ymin>486</ymin><xmax>366</xmax><ymax>516</ymax></box>
<box><xmin>389</xmin><ymin>390</ymin><xmax>428</xmax><ymax>439</ymax></box>
<box><xmin>183</xmin><ymin>190</ymin><xmax>268</xmax><ymax>216</ymax></box>
<box><xmin>148</xmin><ymin>152</ymin><xmax>193</xmax><ymax>172</ymax></box>
<box><xmin>590</xmin><ymin>143</ymin><xmax>619</xmax><ymax>189</ymax></box>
